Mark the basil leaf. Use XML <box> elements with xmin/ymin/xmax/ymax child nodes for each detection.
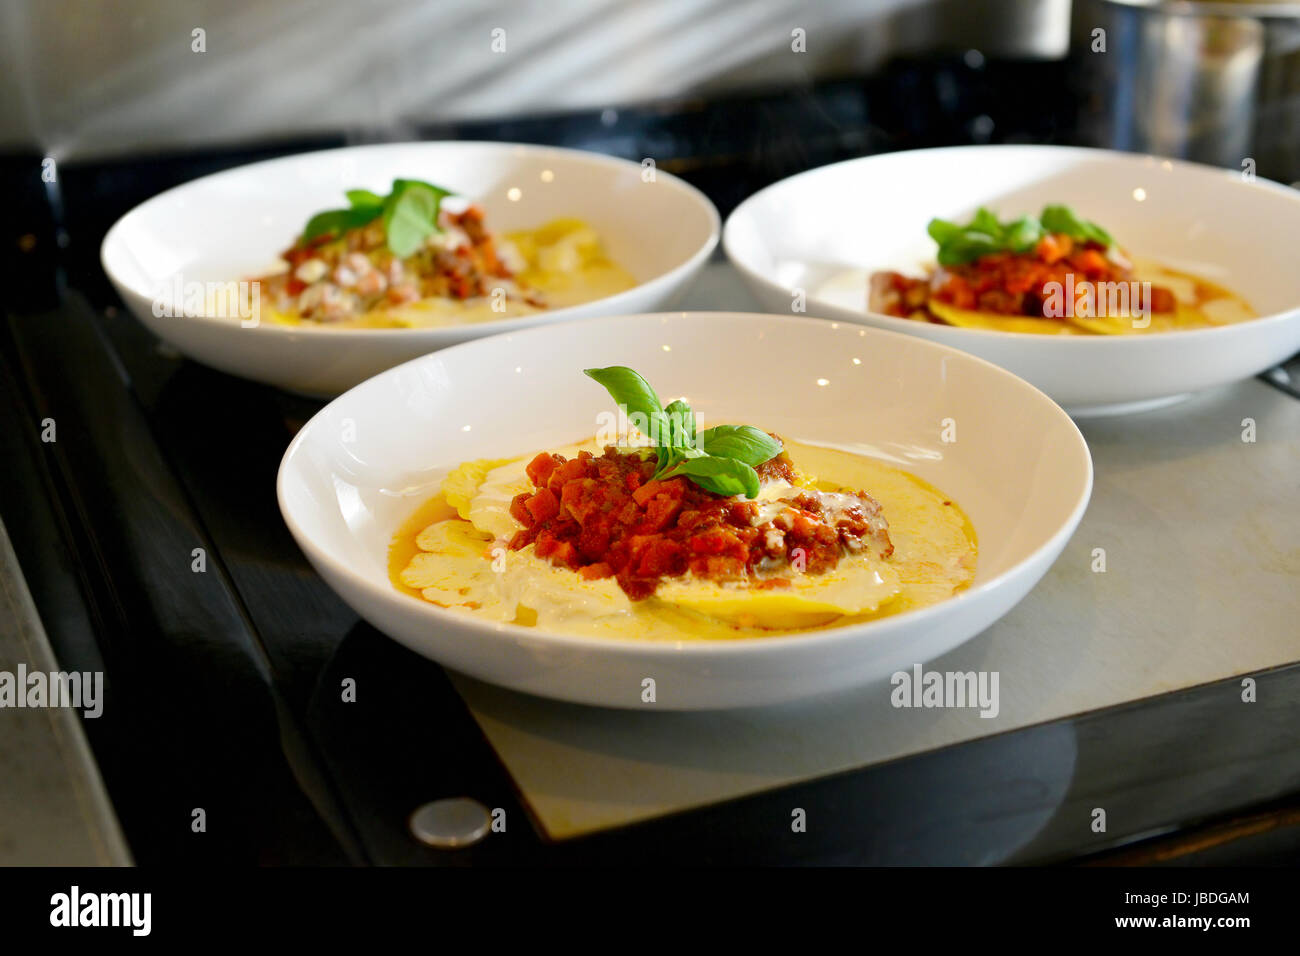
<box><xmin>383</xmin><ymin>181</ymin><xmax>444</xmax><ymax>258</ymax></box>
<box><xmin>1039</xmin><ymin>204</ymin><xmax>1081</xmax><ymax>235</ymax></box>
<box><xmin>936</xmin><ymin>231</ymin><xmax>1000</xmax><ymax>266</ymax></box>
<box><xmin>652</xmin><ymin>447</ymin><xmax>680</xmax><ymax>479</ymax></box>
<box><xmin>298</xmin><ymin>179</ymin><xmax>455</xmax><ymax>253</ymax></box>
<box><xmin>392</xmin><ymin>178</ymin><xmax>451</xmax><ymax>199</ymax></box>
<box><xmin>301</xmin><ymin>206</ymin><xmax>380</xmax><ymax>242</ymax></box>
<box><xmin>661</xmin><ymin>456</ymin><xmax>761</xmax><ymax>499</ymax></box>
<box><xmin>697</xmin><ymin>424</ymin><xmax>781</xmax><ymax>467</ymax></box>
<box><xmin>930</xmin><ymin>205</ymin><xmax>1114</xmax><ymax>265</ymax></box>
<box><xmin>1003</xmin><ymin>215</ymin><xmax>1044</xmax><ymax>253</ymax></box>
<box><xmin>970</xmin><ymin>207</ymin><xmax>1003</xmax><ymax>239</ymax></box>
<box><xmin>583</xmin><ymin>366</ymin><xmax>666</xmax><ymax>436</ymax></box>
<box><xmin>584</xmin><ymin>368</ymin><xmax>776</xmax><ymax>498</ymax></box>
<box><xmin>927</xmin><ymin>218</ymin><xmax>964</xmax><ymax>245</ymax></box>
<box><xmin>1040</xmin><ymin>205</ymin><xmax>1112</xmax><ymax>247</ymax></box>
<box><xmin>663</xmin><ymin>399</ymin><xmax>696</xmax><ymax>449</ymax></box>
<box><xmin>1080</xmin><ymin>220</ymin><xmax>1113</xmax><ymax>246</ymax></box>
<box><xmin>345</xmin><ymin>189</ymin><xmax>385</xmax><ymax>209</ymax></box>
<box><xmin>652</xmin><ymin>444</ymin><xmax>704</xmax><ymax>480</ymax></box>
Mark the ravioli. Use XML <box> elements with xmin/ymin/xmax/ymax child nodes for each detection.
<box><xmin>870</xmin><ymin>204</ymin><xmax>1256</xmax><ymax>336</ymax></box>
<box><xmin>390</xmin><ymin>438</ymin><xmax>977</xmax><ymax>641</ymax></box>
<box><xmin>255</xmin><ymin>217</ymin><xmax>636</xmax><ymax>329</ymax></box>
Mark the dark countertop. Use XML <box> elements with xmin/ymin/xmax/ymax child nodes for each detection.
<box><xmin>2</xmin><ymin>59</ymin><xmax>1298</xmax><ymax>865</ymax></box>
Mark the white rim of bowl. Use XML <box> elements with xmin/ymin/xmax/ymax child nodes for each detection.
<box><xmin>276</xmin><ymin>310</ymin><xmax>1094</xmax><ymax>657</ymax></box>
<box><xmin>722</xmin><ymin>144</ymin><xmax>1300</xmax><ymax>342</ymax></box>
<box><xmin>100</xmin><ymin>140</ymin><xmax>721</xmax><ymax>339</ymax></box>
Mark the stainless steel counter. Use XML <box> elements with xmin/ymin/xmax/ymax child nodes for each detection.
<box><xmin>0</xmin><ymin>520</ymin><xmax>130</xmax><ymax>865</ymax></box>
<box><xmin>450</xmin><ymin>262</ymin><xmax>1300</xmax><ymax>840</ymax></box>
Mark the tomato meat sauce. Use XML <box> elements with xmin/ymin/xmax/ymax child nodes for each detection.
<box><xmin>871</xmin><ymin>234</ymin><xmax>1176</xmax><ymax>320</ymax></box>
<box><xmin>508</xmin><ymin>444</ymin><xmax>893</xmax><ymax>600</ymax></box>
<box><xmin>258</xmin><ymin>205</ymin><xmax>541</xmax><ymax>323</ymax></box>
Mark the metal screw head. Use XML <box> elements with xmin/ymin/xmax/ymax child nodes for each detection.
<box><xmin>409</xmin><ymin>798</ymin><xmax>490</xmax><ymax>849</ymax></box>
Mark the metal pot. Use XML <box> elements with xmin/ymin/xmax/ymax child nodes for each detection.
<box><xmin>1077</xmin><ymin>0</ymin><xmax>1300</xmax><ymax>184</ymax></box>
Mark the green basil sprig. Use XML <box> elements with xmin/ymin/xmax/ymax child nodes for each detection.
<box><xmin>582</xmin><ymin>366</ymin><xmax>782</xmax><ymax>499</ymax></box>
<box><xmin>660</xmin><ymin>455</ymin><xmax>759</xmax><ymax>498</ymax></box>
<box><xmin>299</xmin><ymin>178</ymin><xmax>452</xmax><ymax>258</ymax></box>
<box><xmin>1039</xmin><ymin>205</ymin><xmax>1113</xmax><ymax>247</ymax></box>
<box><xmin>928</xmin><ymin>204</ymin><xmax>1114</xmax><ymax>266</ymax></box>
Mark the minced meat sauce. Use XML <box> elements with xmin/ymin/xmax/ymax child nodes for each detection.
<box><xmin>507</xmin><ymin>443</ymin><xmax>893</xmax><ymax>600</ymax></box>
<box><xmin>262</xmin><ymin>205</ymin><xmax>543</xmax><ymax>323</ymax></box>
<box><xmin>871</xmin><ymin>234</ymin><xmax>1176</xmax><ymax>319</ymax></box>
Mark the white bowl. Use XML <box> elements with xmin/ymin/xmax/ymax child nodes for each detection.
<box><xmin>277</xmin><ymin>311</ymin><xmax>1092</xmax><ymax>710</ymax></box>
<box><xmin>724</xmin><ymin>145</ymin><xmax>1300</xmax><ymax>415</ymax></box>
<box><xmin>102</xmin><ymin>142</ymin><xmax>719</xmax><ymax>396</ymax></box>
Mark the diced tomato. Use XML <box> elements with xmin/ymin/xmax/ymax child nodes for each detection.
<box><xmin>534</xmin><ymin>531</ymin><xmax>557</xmax><ymax>558</ymax></box>
<box><xmin>505</xmin><ymin>444</ymin><xmax>883</xmax><ymax>600</ymax></box>
<box><xmin>526</xmin><ymin>452</ymin><xmax>558</xmax><ymax>486</ymax></box>
<box><xmin>1035</xmin><ymin>234</ymin><xmax>1073</xmax><ymax>265</ymax></box>
<box><xmin>560</xmin><ymin>479</ymin><xmax>600</xmax><ymax>523</ymax></box>
<box><xmin>636</xmin><ymin>540</ymin><xmax>686</xmax><ymax>577</ymax></box>
<box><xmin>556</xmin><ymin>457</ymin><xmax>589</xmax><ymax>483</ymax></box>
<box><xmin>577</xmin><ymin>523</ymin><xmax>612</xmax><ymax>561</ymax></box>
<box><xmin>525</xmin><ymin>486</ymin><xmax>560</xmax><ymax>523</ymax></box>
<box><xmin>687</xmin><ymin>528</ymin><xmax>739</xmax><ymax>556</ymax></box>
<box><xmin>632</xmin><ymin>478</ymin><xmax>669</xmax><ymax>506</ymax></box>
<box><xmin>1149</xmin><ymin>286</ymin><xmax>1176</xmax><ymax>313</ymax></box>
<box><xmin>1075</xmin><ymin>249</ymin><xmax>1108</xmax><ymax>277</ymax></box>
<box><xmin>636</xmin><ymin>495</ymin><xmax>681</xmax><ymax>534</ymax></box>
<box><xmin>550</xmin><ymin>541</ymin><xmax>579</xmax><ymax>568</ymax></box>
<box><xmin>920</xmin><ymin>236</ymin><xmax>1176</xmax><ymax>322</ymax></box>
<box><xmin>509</xmin><ymin>492</ymin><xmax>534</xmax><ymax>527</ymax></box>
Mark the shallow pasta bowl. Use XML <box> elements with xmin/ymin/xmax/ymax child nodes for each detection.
<box><xmin>277</xmin><ymin>311</ymin><xmax>1092</xmax><ymax>710</ymax></box>
<box><xmin>724</xmin><ymin>145</ymin><xmax>1300</xmax><ymax>414</ymax></box>
<box><xmin>102</xmin><ymin>141</ymin><xmax>719</xmax><ymax>396</ymax></box>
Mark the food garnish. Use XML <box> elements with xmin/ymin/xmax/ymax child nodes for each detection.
<box><xmin>393</xmin><ymin>431</ymin><xmax>978</xmax><ymax>636</ymax></box>
<box><xmin>868</xmin><ymin>203</ymin><xmax>1253</xmax><ymax>334</ymax></box>
<box><xmin>300</xmin><ymin>179</ymin><xmax>452</xmax><ymax>257</ymax></box>
<box><xmin>927</xmin><ymin>205</ymin><xmax>1113</xmax><ymax>266</ymax></box>
<box><xmin>251</xmin><ymin>184</ymin><xmax>636</xmax><ymax>327</ymax></box>
<box><xmin>505</xmin><ymin>446</ymin><xmax>891</xmax><ymax>601</ymax></box>
<box><xmin>393</xmin><ymin>369</ymin><xmax>978</xmax><ymax>635</ymax></box>
<box><xmin>582</xmin><ymin>366</ymin><xmax>782</xmax><ymax>499</ymax></box>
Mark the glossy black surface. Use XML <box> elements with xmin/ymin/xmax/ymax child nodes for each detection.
<box><xmin>3</xmin><ymin>60</ymin><xmax>1298</xmax><ymax>865</ymax></box>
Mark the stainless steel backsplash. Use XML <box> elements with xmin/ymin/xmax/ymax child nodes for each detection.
<box><xmin>0</xmin><ymin>0</ymin><xmax>1070</xmax><ymax>160</ymax></box>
